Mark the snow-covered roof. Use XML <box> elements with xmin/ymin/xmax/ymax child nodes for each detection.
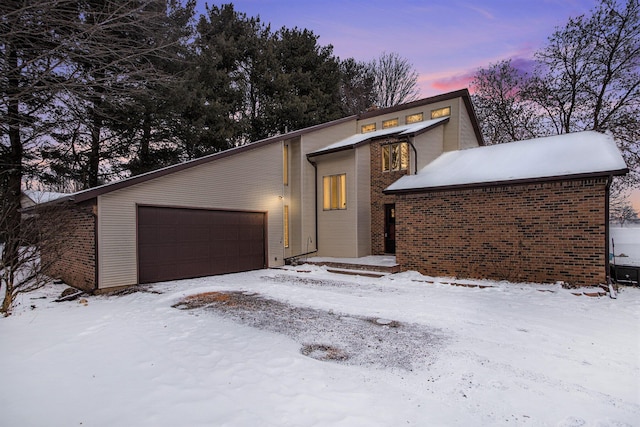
<box><xmin>308</xmin><ymin>117</ymin><xmax>449</xmax><ymax>156</ymax></box>
<box><xmin>385</xmin><ymin>131</ymin><xmax>628</xmax><ymax>192</ymax></box>
<box><xmin>22</xmin><ymin>190</ymin><xmax>68</xmax><ymax>205</ymax></box>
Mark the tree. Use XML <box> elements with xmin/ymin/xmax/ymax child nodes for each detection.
<box><xmin>42</xmin><ymin>0</ymin><xmax>187</xmax><ymax>188</ymax></box>
<box><xmin>471</xmin><ymin>60</ymin><xmax>545</xmax><ymax>144</ymax></box>
<box><xmin>1</xmin><ymin>0</ymin><xmax>185</xmax><ymax>314</ymax></box>
<box><xmin>269</xmin><ymin>27</ymin><xmax>343</xmax><ymax>134</ymax></box>
<box><xmin>370</xmin><ymin>52</ymin><xmax>420</xmax><ymax>108</ymax></box>
<box><xmin>610</xmin><ymin>199</ymin><xmax>640</xmax><ymax>226</ymax></box>
<box><xmin>339</xmin><ymin>58</ymin><xmax>376</xmax><ymax>115</ymax></box>
<box><xmin>472</xmin><ymin>0</ymin><xmax>640</xmax><ymax>189</ymax></box>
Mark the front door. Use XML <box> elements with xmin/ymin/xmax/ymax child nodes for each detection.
<box><xmin>384</xmin><ymin>204</ymin><xmax>396</xmax><ymax>254</ymax></box>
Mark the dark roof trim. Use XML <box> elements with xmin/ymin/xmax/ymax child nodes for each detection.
<box><xmin>306</xmin><ymin>117</ymin><xmax>450</xmax><ymax>159</ymax></box>
<box><xmin>357</xmin><ymin>89</ymin><xmax>485</xmax><ymax>146</ymax></box>
<box><xmin>383</xmin><ymin>168</ymin><xmax>629</xmax><ymax>195</ymax></box>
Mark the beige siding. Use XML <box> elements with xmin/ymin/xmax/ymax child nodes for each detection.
<box><xmin>97</xmin><ymin>143</ymin><xmax>283</xmax><ymax>289</ymax></box>
<box><xmin>413</xmin><ymin>126</ymin><xmax>446</xmax><ymax>170</ymax></box>
<box><xmin>284</xmin><ymin>137</ymin><xmax>303</xmax><ymax>258</ymax></box>
<box><xmin>315</xmin><ymin>150</ymin><xmax>358</xmax><ymax>257</ymax></box>
<box><xmin>459</xmin><ymin>100</ymin><xmax>482</xmax><ymax>149</ymax></box>
<box><xmin>299</xmin><ymin>120</ymin><xmax>356</xmax><ymax>256</ymax></box>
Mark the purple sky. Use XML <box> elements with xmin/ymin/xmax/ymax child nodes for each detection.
<box><xmin>197</xmin><ymin>0</ymin><xmax>598</xmax><ymax>95</ymax></box>
<box><xmin>197</xmin><ymin>0</ymin><xmax>639</xmax><ymax>210</ymax></box>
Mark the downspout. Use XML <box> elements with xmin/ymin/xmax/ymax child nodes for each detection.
<box><xmin>605</xmin><ymin>175</ymin><xmax>613</xmax><ymax>283</ymax></box>
<box><xmin>305</xmin><ymin>156</ymin><xmax>319</xmax><ymax>256</ymax></box>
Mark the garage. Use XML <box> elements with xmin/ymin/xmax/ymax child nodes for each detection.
<box><xmin>137</xmin><ymin>206</ymin><xmax>266</xmax><ymax>284</ymax></box>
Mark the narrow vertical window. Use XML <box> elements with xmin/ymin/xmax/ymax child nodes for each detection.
<box><xmin>323</xmin><ymin>174</ymin><xmax>346</xmax><ymax>210</ymax></box>
<box><xmin>283</xmin><ymin>144</ymin><xmax>289</xmax><ymax>186</ymax></box>
<box><xmin>382</xmin><ymin>146</ymin><xmax>390</xmax><ymax>172</ymax></box>
<box><xmin>283</xmin><ymin>205</ymin><xmax>289</xmax><ymax>248</ymax></box>
<box><xmin>400</xmin><ymin>143</ymin><xmax>409</xmax><ymax>170</ymax></box>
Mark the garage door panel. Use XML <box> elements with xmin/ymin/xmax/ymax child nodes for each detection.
<box><xmin>138</xmin><ymin>207</ymin><xmax>265</xmax><ymax>284</ymax></box>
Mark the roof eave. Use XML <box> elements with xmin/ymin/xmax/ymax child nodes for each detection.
<box><xmin>383</xmin><ymin>168</ymin><xmax>629</xmax><ymax>195</ymax></box>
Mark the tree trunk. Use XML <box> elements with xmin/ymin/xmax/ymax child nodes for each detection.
<box><xmin>1</xmin><ymin>44</ymin><xmax>22</xmax><ymax>315</ymax></box>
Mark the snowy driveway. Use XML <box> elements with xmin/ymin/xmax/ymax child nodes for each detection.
<box><xmin>2</xmin><ymin>266</ymin><xmax>639</xmax><ymax>426</ymax></box>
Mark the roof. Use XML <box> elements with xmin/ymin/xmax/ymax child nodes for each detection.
<box><xmin>22</xmin><ymin>190</ymin><xmax>68</xmax><ymax>204</ymax></box>
<box><xmin>39</xmin><ymin>89</ymin><xmax>480</xmax><ymax>204</ymax></box>
<box><xmin>384</xmin><ymin>131</ymin><xmax>628</xmax><ymax>193</ymax></box>
<box><xmin>308</xmin><ymin>117</ymin><xmax>449</xmax><ymax>157</ymax></box>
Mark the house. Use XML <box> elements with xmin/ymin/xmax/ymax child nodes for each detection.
<box><xmin>40</xmin><ymin>88</ymin><xmax>627</xmax><ymax>292</ymax></box>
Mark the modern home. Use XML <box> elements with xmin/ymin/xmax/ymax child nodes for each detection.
<box><xmin>40</xmin><ymin>88</ymin><xmax>627</xmax><ymax>292</ymax></box>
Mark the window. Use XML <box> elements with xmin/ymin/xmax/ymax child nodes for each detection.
<box><xmin>283</xmin><ymin>205</ymin><xmax>289</xmax><ymax>248</ymax></box>
<box><xmin>405</xmin><ymin>112</ymin><xmax>423</xmax><ymax>124</ymax></box>
<box><xmin>361</xmin><ymin>123</ymin><xmax>376</xmax><ymax>133</ymax></box>
<box><xmin>283</xmin><ymin>144</ymin><xmax>288</xmax><ymax>186</ymax></box>
<box><xmin>431</xmin><ymin>106</ymin><xmax>451</xmax><ymax>119</ymax></box>
<box><xmin>382</xmin><ymin>142</ymin><xmax>409</xmax><ymax>172</ymax></box>
<box><xmin>382</xmin><ymin>118</ymin><xmax>398</xmax><ymax>129</ymax></box>
<box><xmin>323</xmin><ymin>174</ymin><xmax>346</xmax><ymax>210</ymax></box>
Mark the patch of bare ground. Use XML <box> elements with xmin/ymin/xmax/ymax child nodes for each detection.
<box><xmin>173</xmin><ymin>290</ymin><xmax>442</xmax><ymax>370</ymax></box>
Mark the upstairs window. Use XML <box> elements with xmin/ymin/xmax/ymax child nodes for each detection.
<box><xmin>323</xmin><ymin>174</ymin><xmax>347</xmax><ymax>210</ymax></box>
<box><xmin>382</xmin><ymin>118</ymin><xmax>398</xmax><ymax>129</ymax></box>
<box><xmin>405</xmin><ymin>112</ymin><xmax>423</xmax><ymax>124</ymax></box>
<box><xmin>382</xmin><ymin>142</ymin><xmax>409</xmax><ymax>172</ymax></box>
<box><xmin>361</xmin><ymin>123</ymin><xmax>376</xmax><ymax>133</ymax></box>
<box><xmin>283</xmin><ymin>144</ymin><xmax>289</xmax><ymax>185</ymax></box>
<box><xmin>431</xmin><ymin>106</ymin><xmax>451</xmax><ymax>119</ymax></box>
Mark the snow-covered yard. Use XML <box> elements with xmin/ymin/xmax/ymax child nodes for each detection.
<box><xmin>1</xmin><ymin>267</ymin><xmax>639</xmax><ymax>426</ymax></box>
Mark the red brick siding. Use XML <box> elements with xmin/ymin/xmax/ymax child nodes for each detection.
<box><xmin>43</xmin><ymin>202</ymin><xmax>97</xmax><ymax>292</ymax></box>
<box><xmin>370</xmin><ymin>138</ymin><xmax>409</xmax><ymax>254</ymax></box>
<box><xmin>395</xmin><ymin>178</ymin><xmax>608</xmax><ymax>286</ymax></box>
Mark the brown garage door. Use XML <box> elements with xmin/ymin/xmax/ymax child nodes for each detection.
<box><xmin>137</xmin><ymin>206</ymin><xmax>265</xmax><ymax>284</ymax></box>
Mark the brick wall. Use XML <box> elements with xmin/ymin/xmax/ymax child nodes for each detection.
<box><xmin>395</xmin><ymin>178</ymin><xmax>609</xmax><ymax>286</ymax></box>
<box><xmin>370</xmin><ymin>138</ymin><xmax>409</xmax><ymax>254</ymax></box>
<box><xmin>42</xmin><ymin>202</ymin><xmax>97</xmax><ymax>292</ymax></box>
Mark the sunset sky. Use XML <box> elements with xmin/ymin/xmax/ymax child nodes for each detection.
<box><xmin>197</xmin><ymin>0</ymin><xmax>639</xmax><ymax>210</ymax></box>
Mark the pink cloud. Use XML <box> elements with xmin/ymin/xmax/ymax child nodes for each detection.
<box><xmin>428</xmin><ymin>71</ymin><xmax>476</xmax><ymax>94</ymax></box>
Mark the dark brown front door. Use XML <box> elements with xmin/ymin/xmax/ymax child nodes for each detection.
<box><xmin>137</xmin><ymin>206</ymin><xmax>265</xmax><ymax>284</ymax></box>
<box><xmin>384</xmin><ymin>204</ymin><xmax>396</xmax><ymax>254</ymax></box>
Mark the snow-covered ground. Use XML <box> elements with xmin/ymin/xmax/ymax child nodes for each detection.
<box><xmin>611</xmin><ymin>226</ymin><xmax>640</xmax><ymax>266</ymax></box>
<box><xmin>2</xmin><ymin>267</ymin><xmax>639</xmax><ymax>427</ymax></box>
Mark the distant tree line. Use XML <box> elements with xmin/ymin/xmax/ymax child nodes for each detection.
<box><xmin>472</xmin><ymin>0</ymin><xmax>640</xmax><ymax>196</ymax></box>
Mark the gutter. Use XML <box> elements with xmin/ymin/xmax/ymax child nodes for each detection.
<box><xmin>383</xmin><ymin>169</ymin><xmax>629</xmax><ymax>195</ymax></box>
<box><xmin>404</xmin><ymin>136</ymin><xmax>418</xmax><ymax>174</ymax></box>
<box><xmin>304</xmin><ymin>156</ymin><xmax>319</xmax><ymax>258</ymax></box>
